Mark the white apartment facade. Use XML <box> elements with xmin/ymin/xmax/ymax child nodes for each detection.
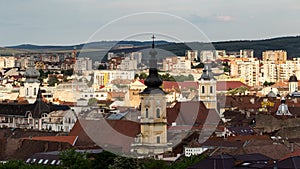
<box><xmin>93</xmin><ymin>70</ymin><xmax>135</xmax><ymax>88</ymax></box>
<box><xmin>230</xmin><ymin>58</ymin><xmax>260</xmax><ymax>86</ymax></box>
<box><xmin>74</xmin><ymin>57</ymin><xmax>93</xmax><ymax>73</ymax></box>
<box><xmin>117</xmin><ymin>56</ymin><xmax>138</xmax><ymax>70</ymax></box>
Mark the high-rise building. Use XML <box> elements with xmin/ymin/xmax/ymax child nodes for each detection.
<box><xmin>200</xmin><ymin>50</ymin><xmax>214</xmax><ymax>62</ymax></box>
<box><xmin>186</xmin><ymin>50</ymin><xmax>198</xmax><ymax>61</ymax></box>
<box><xmin>230</xmin><ymin>58</ymin><xmax>260</xmax><ymax>86</ymax></box>
<box><xmin>240</xmin><ymin>49</ymin><xmax>254</xmax><ymax>58</ymax></box>
<box><xmin>262</xmin><ymin>50</ymin><xmax>287</xmax><ymax>64</ymax></box>
<box><xmin>74</xmin><ymin>57</ymin><xmax>92</xmax><ymax>73</ymax></box>
<box><xmin>162</xmin><ymin>56</ymin><xmax>191</xmax><ymax>72</ymax></box>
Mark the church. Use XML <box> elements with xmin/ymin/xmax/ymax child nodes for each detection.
<box><xmin>130</xmin><ymin>36</ymin><xmax>220</xmax><ymax>156</ymax></box>
<box><xmin>0</xmin><ymin>56</ymin><xmax>73</xmax><ymax>131</ymax></box>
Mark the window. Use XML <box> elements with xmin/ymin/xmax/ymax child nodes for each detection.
<box><xmin>156</xmin><ymin>108</ymin><xmax>160</xmax><ymax>118</ymax></box>
<box><xmin>26</xmin><ymin>88</ymin><xmax>29</xmax><ymax>96</ymax></box>
<box><xmin>210</xmin><ymin>86</ymin><xmax>213</xmax><ymax>94</ymax></box>
<box><xmin>145</xmin><ymin>108</ymin><xmax>148</xmax><ymax>118</ymax></box>
<box><xmin>201</xmin><ymin>86</ymin><xmax>205</xmax><ymax>93</ymax></box>
<box><xmin>157</xmin><ymin>136</ymin><xmax>160</xmax><ymax>143</ymax></box>
<box><xmin>34</xmin><ymin>88</ymin><xmax>37</xmax><ymax>95</ymax></box>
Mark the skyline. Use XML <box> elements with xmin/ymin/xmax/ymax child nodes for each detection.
<box><xmin>1</xmin><ymin>0</ymin><xmax>300</xmax><ymax>46</ymax></box>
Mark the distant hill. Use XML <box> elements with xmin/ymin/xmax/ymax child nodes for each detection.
<box><xmin>157</xmin><ymin>36</ymin><xmax>300</xmax><ymax>59</ymax></box>
<box><xmin>212</xmin><ymin>36</ymin><xmax>300</xmax><ymax>58</ymax></box>
<box><xmin>7</xmin><ymin>40</ymin><xmax>171</xmax><ymax>51</ymax></box>
<box><xmin>4</xmin><ymin>36</ymin><xmax>300</xmax><ymax>59</ymax></box>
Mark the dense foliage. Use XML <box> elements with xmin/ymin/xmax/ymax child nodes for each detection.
<box><xmin>0</xmin><ymin>149</ymin><xmax>207</xmax><ymax>169</ymax></box>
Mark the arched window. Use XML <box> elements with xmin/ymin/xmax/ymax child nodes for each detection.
<box><xmin>145</xmin><ymin>108</ymin><xmax>149</xmax><ymax>118</ymax></box>
<box><xmin>156</xmin><ymin>108</ymin><xmax>160</xmax><ymax>118</ymax></box>
<box><xmin>201</xmin><ymin>86</ymin><xmax>205</xmax><ymax>94</ymax></box>
<box><xmin>210</xmin><ymin>86</ymin><xmax>213</xmax><ymax>94</ymax></box>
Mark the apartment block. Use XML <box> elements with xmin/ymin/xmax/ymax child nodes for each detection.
<box><xmin>230</xmin><ymin>58</ymin><xmax>260</xmax><ymax>86</ymax></box>
<box><xmin>200</xmin><ymin>50</ymin><xmax>215</xmax><ymax>62</ymax></box>
<box><xmin>262</xmin><ymin>50</ymin><xmax>287</xmax><ymax>64</ymax></box>
<box><xmin>186</xmin><ymin>50</ymin><xmax>198</xmax><ymax>61</ymax></box>
<box><xmin>74</xmin><ymin>57</ymin><xmax>93</xmax><ymax>73</ymax></box>
<box><xmin>260</xmin><ymin>58</ymin><xmax>300</xmax><ymax>83</ymax></box>
<box><xmin>162</xmin><ymin>56</ymin><xmax>191</xmax><ymax>72</ymax></box>
<box><xmin>93</xmin><ymin>70</ymin><xmax>135</xmax><ymax>88</ymax></box>
<box><xmin>0</xmin><ymin>57</ymin><xmax>16</xmax><ymax>69</ymax></box>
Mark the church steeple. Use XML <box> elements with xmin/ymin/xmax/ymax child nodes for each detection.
<box><xmin>24</xmin><ymin>56</ymin><xmax>40</xmax><ymax>83</ymax></box>
<box><xmin>198</xmin><ymin>63</ymin><xmax>215</xmax><ymax>81</ymax></box>
<box><xmin>141</xmin><ymin>35</ymin><xmax>165</xmax><ymax>95</ymax></box>
<box><xmin>198</xmin><ymin>63</ymin><xmax>217</xmax><ymax>110</ymax></box>
<box><xmin>132</xmin><ymin>35</ymin><xmax>171</xmax><ymax>156</ymax></box>
<box><xmin>23</xmin><ymin>56</ymin><xmax>41</xmax><ymax>104</ymax></box>
<box><xmin>149</xmin><ymin>35</ymin><xmax>158</xmax><ymax>69</ymax></box>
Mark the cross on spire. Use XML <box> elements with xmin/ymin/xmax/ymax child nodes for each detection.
<box><xmin>151</xmin><ymin>35</ymin><xmax>155</xmax><ymax>48</ymax></box>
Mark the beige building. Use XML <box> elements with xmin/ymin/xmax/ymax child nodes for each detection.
<box><xmin>117</xmin><ymin>56</ymin><xmax>138</xmax><ymax>70</ymax></box>
<box><xmin>162</xmin><ymin>56</ymin><xmax>191</xmax><ymax>72</ymax></box>
<box><xmin>0</xmin><ymin>56</ymin><xmax>16</xmax><ymax>69</ymax></box>
<box><xmin>230</xmin><ymin>58</ymin><xmax>260</xmax><ymax>86</ymax></box>
<box><xmin>200</xmin><ymin>50</ymin><xmax>215</xmax><ymax>62</ymax></box>
<box><xmin>262</xmin><ymin>50</ymin><xmax>287</xmax><ymax>64</ymax></box>
<box><xmin>240</xmin><ymin>49</ymin><xmax>254</xmax><ymax>58</ymax></box>
<box><xmin>260</xmin><ymin>58</ymin><xmax>300</xmax><ymax>83</ymax></box>
<box><xmin>185</xmin><ymin>50</ymin><xmax>198</xmax><ymax>61</ymax></box>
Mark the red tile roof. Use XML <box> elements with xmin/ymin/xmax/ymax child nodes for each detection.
<box><xmin>69</xmin><ymin>119</ymin><xmax>140</xmax><ymax>153</ymax></box>
<box><xmin>216</xmin><ymin>81</ymin><xmax>250</xmax><ymax>91</ymax></box>
<box><xmin>166</xmin><ymin>101</ymin><xmax>220</xmax><ymax>128</ymax></box>
<box><xmin>22</xmin><ymin>136</ymin><xmax>78</xmax><ymax>146</ymax></box>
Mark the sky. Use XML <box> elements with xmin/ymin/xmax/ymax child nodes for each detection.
<box><xmin>0</xmin><ymin>0</ymin><xmax>300</xmax><ymax>46</ymax></box>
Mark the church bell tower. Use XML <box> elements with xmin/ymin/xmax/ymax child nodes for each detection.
<box><xmin>198</xmin><ymin>64</ymin><xmax>217</xmax><ymax>110</ymax></box>
<box><xmin>132</xmin><ymin>35</ymin><xmax>171</xmax><ymax>156</ymax></box>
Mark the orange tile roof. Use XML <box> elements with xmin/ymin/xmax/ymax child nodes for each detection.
<box><xmin>22</xmin><ymin>135</ymin><xmax>78</xmax><ymax>146</ymax></box>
